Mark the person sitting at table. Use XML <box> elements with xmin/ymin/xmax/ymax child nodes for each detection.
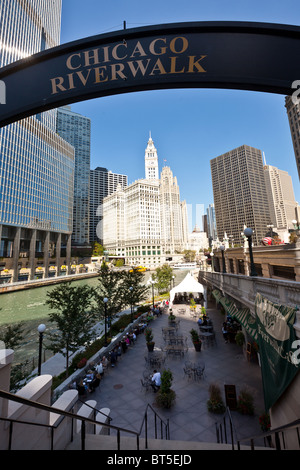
<box><xmin>77</xmin><ymin>380</ymin><xmax>87</xmax><ymax>396</ymax></box>
<box><xmin>101</xmin><ymin>355</ymin><xmax>109</xmax><ymax>371</ymax></box>
<box><xmin>110</xmin><ymin>349</ymin><xmax>117</xmax><ymax>367</ymax></box>
<box><xmin>95</xmin><ymin>361</ymin><xmax>104</xmax><ymax>377</ymax></box>
<box><xmin>197</xmin><ymin>317</ymin><xmax>203</xmax><ymax>326</ymax></box>
<box><xmin>151</xmin><ymin>370</ymin><xmax>161</xmax><ymax>392</ymax></box>
<box><xmin>89</xmin><ymin>373</ymin><xmax>101</xmax><ymax>392</ymax></box>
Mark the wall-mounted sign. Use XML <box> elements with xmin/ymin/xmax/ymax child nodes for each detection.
<box><xmin>1</xmin><ymin>21</ymin><xmax>300</xmax><ymax>127</ymax></box>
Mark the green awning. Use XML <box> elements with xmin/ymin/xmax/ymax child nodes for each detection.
<box><xmin>212</xmin><ymin>289</ymin><xmax>258</xmax><ymax>340</ymax></box>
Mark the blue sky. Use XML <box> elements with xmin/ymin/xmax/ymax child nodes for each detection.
<box><xmin>60</xmin><ymin>0</ymin><xmax>300</xmax><ymax>230</ymax></box>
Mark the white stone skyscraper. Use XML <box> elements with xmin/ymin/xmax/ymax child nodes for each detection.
<box><xmin>103</xmin><ymin>136</ymin><xmax>188</xmax><ymax>267</ymax></box>
<box><xmin>145</xmin><ymin>133</ymin><xmax>159</xmax><ymax>180</ymax></box>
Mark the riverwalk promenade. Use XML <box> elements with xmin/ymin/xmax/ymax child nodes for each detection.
<box><xmin>41</xmin><ymin>301</ymin><xmax>266</xmax><ymax>448</ymax></box>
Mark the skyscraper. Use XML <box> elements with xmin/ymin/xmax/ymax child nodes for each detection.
<box><xmin>285</xmin><ymin>95</ymin><xmax>300</xmax><ymax>180</ymax></box>
<box><xmin>206</xmin><ymin>204</ymin><xmax>217</xmax><ymax>244</ymax></box>
<box><xmin>0</xmin><ymin>0</ymin><xmax>75</xmax><ymax>282</ymax></box>
<box><xmin>160</xmin><ymin>166</ymin><xmax>188</xmax><ymax>253</ymax></box>
<box><xmin>210</xmin><ymin>145</ymin><xmax>271</xmax><ymax>246</ymax></box>
<box><xmin>103</xmin><ymin>136</ymin><xmax>188</xmax><ymax>267</ymax></box>
<box><xmin>264</xmin><ymin>164</ymin><xmax>298</xmax><ymax>230</ymax></box>
<box><xmin>89</xmin><ymin>167</ymin><xmax>128</xmax><ymax>244</ymax></box>
<box><xmin>56</xmin><ymin>106</ymin><xmax>91</xmax><ymax>245</ymax></box>
<box><xmin>145</xmin><ymin>134</ymin><xmax>159</xmax><ymax>180</ymax></box>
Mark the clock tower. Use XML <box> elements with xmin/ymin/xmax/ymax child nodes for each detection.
<box><xmin>145</xmin><ymin>133</ymin><xmax>159</xmax><ymax>180</ymax></box>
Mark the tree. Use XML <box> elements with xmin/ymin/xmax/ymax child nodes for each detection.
<box><xmin>46</xmin><ymin>282</ymin><xmax>96</xmax><ymax>377</ymax></box>
<box><xmin>94</xmin><ymin>263</ymin><xmax>128</xmax><ymax>326</ymax></box>
<box><xmin>183</xmin><ymin>249</ymin><xmax>196</xmax><ymax>262</ymax></box>
<box><xmin>0</xmin><ymin>322</ymin><xmax>24</xmax><ymax>350</ymax></box>
<box><xmin>92</xmin><ymin>241</ymin><xmax>104</xmax><ymax>256</ymax></box>
<box><xmin>121</xmin><ymin>269</ymin><xmax>149</xmax><ymax>312</ymax></box>
<box><xmin>152</xmin><ymin>264</ymin><xmax>174</xmax><ymax>293</ymax></box>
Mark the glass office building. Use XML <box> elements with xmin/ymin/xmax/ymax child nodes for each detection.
<box><xmin>56</xmin><ymin>106</ymin><xmax>91</xmax><ymax>245</ymax></box>
<box><xmin>0</xmin><ymin>0</ymin><xmax>75</xmax><ymax>282</ymax></box>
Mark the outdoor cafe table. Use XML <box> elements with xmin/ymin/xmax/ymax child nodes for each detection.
<box><xmin>165</xmin><ymin>335</ymin><xmax>184</xmax><ymax>345</ymax></box>
<box><xmin>164</xmin><ymin>345</ymin><xmax>185</xmax><ymax>357</ymax></box>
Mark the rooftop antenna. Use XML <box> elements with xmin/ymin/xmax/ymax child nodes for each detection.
<box><xmin>123</xmin><ymin>20</ymin><xmax>126</xmax><ymax>30</ymax></box>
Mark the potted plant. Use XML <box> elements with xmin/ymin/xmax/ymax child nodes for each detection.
<box><xmin>190</xmin><ymin>328</ymin><xmax>202</xmax><ymax>351</ymax></box>
<box><xmin>237</xmin><ymin>387</ymin><xmax>254</xmax><ymax>415</ymax></box>
<box><xmin>259</xmin><ymin>412</ymin><xmax>271</xmax><ymax>432</ymax></box>
<box><xmin>235</xmin><ymin>331</ymin><xmax>245</xmax><ymax>347</ymax></box>
<box><xmin>207</xmin><ymin>383</ymin><xmax>226</xmax><ymax>414</ymax></box>
<box><xmin>155</xmin><ymin>369</ymin><xmax>176</xmax><ymax>409</ymax></box>
<box><xmin>145</xmin><ymin>327</ymin><xmax>155</xmax><ymax>351</ymax></box>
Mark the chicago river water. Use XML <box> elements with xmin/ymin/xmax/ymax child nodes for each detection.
<box><xmin>0</xmin><ymin>269</ymin><xmax>189</xmax><ymax>365</ymax></box>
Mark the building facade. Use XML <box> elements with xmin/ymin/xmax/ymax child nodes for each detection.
<box><xmin>264</xmin><ymin>164</ymin><xmax>298</xmax><ymax>231</ymax></box>
<box><xmin>103</xmin><ymin>137</ymin><xmax>188</xmax><ymax>267</ymax></box>
<box><xmin>56</xmin><ymin>105</ymin><xmax>91</xmax><ymax>246</ymax></box>
<box><xmin>285</xmin><ymin>95</ymin><xmax>300</xmax><ymax>180</ymax></box>
<box><xmin>210</xmin><ymin>145</ymin><xmax>271</xmax><ymax>246</ymax></box>
<box><xmin>89</xmin><ymin>167</ymin><xmax>128</xmax><ymax>244</ymax></box>
<box><xmin>0</xmin><ymin>0</ymin><xmax>75</xmax><ymax>283</ymax></box>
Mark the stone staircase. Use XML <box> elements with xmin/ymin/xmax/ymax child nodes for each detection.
<box><xmin>65</xmin><ymin>433</ymin><xmax>271</xmax><ymax>451</ymax></box>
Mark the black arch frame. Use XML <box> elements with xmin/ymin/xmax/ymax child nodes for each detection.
<box><xmin>0</xmin><ymin>21</ymin><xmax>300</xmax><ymax>127</ymax></box>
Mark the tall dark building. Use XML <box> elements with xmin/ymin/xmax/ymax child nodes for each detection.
<box><xmin>210</xmin><ymin>145</ymin><xmax>271</xmax><ymax>245</ymax></box>
<box><xmin>89</xmin><ymin>167</ymin><xmax>127</xmax><ymax>244</ymax></box>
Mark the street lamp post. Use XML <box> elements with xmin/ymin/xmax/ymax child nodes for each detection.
<box><xmin>292</xmin><ymin>219</ymin><xmax>300</xmax><ymax>237</ymax></box>
<box><xmin>244</xmin><ymin>227</ymin><xmax>257</xmax><ymax>276</ymax></box>
<box><xmin>267</xmin><ymin>224</ymin><xmax>274</xmax><ymax>238</ymax></box>
<box><xmin>37</xmin><ymin>323</ymin><xmax>46</xmax><ymax>376</ymax></box>
<box><xmin>210</xmin><ymin>252</ymin><xmax>214</xmax><ymax>272</ymax></box>
<box><xmin>103</xmin><ymin>297</ymin><xmax>108</xmax><ymax>346</ymax></box>
<box><xmin>172</xmin><ymin>275</ymin><xmax>175</xmax><ymax>288</ymax></box>
<box><xmin>129</xmin><ymin>286</ymin><xmax>133</xmax><ymax>322</ymax></box>
<box><xmin>149</xmin><ymin>279</ymin><xmax>155</xmax><ymax>309</ymax></box>
<box><xmin>220</xmin><ymin>245</ymin><xmax>226</xmax><ymax>274</ymax></box>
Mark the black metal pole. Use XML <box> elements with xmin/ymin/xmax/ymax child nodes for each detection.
<box><xmin>221</xmin><ymin>250</ymin><xmax>226</xmax><ymax>274</ymax></box>
<box><xmin>247</xmin><ymin>235</ymin><xmax>257</xmax><ymax>276</ymax></box>
<box><xmin>38</xmin><ymin>332</ymin><xmax>43</xmax><ymax>376</ymax></box>
<box><xmin>152</xmin><ymin>283</ymin><xmax>154</xmax><ymax>309</ymax></box>
<box><xmin>104</xmin><ymin>301</ymin><xmax>108</xmax><ymax>346</ymax></box>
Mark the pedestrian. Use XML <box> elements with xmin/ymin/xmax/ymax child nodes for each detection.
<box><xmin>222</xmin><ymin>322</ymin><xmax>229</xmax><ymax>343</ymax></box>
<box><xmin>151</xmin><ymin>369</ymin><xmax>161</xmax><ymax>392</ymax></box>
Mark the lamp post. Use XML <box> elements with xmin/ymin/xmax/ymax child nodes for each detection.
<box><xmin>219</xmin><ymin>245</ymin><xmax>226</xmax><ymax>273</ymax></box>
<box><xmin>37</xmin><ymin>324</ymin><xmax>46</xmax><ymax>376</ymax></box>
<box><xmin>292</xmin><ymin>219</ymin><xmax>300</xmax><ymax>236</ymax></box>
<box><xmin>172</xmin><ymin>275</ymin><xmax>175</xmax><ymax>288</ymax></box>
<box><xmin>210</xmin><ymin>252</ymin><xmax>214</xmax><ymax>272</ymax></box>
<box><xmin>129</xmin><ymin>286</ymin><xmax>133</xmax><ymax>322</ymax></box>
<box><xmin>244</xmin><ymin>227</ymin><xmax>257</xmax><ymax>276</ymax></box>
<box><xmin>148</xmin><ymin>279</ymin><xmax>155</xmax><ymax>309</ymax></box>
<box><xmin>103</xmin><ymin>297</ymin><xmax>108</xmax><ymax>346</ymax></box>
<box><xmin>267</xmin><ymin>224</ymin><xmax>274</xmax><ymax>239</ymax></box>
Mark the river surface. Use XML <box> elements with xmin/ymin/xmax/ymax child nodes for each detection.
<box><xmin>0</xmin><ymin>269</ymin><xmax>190</xmax><ymax>364</ymax></box>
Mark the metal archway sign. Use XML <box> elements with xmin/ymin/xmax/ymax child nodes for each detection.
<box><xmin>1</xmin><ymin>21</ymin><xmax>300</xmax><ymax>128</ymax></box>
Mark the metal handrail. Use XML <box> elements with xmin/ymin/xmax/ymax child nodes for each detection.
<box><xmin>215</xmin><ymin>407</ymin><xmax>238</xmax><ymax>450</ymax></box>
<box><xmin>0</xmin><ymin>389</ymin><xmax>169</xmax><ymax>450</ymax></box>
<box><xmin>236</xmin><ymin>417</ymin><xmax>300</xmax><ymax>450</ymax></box>
<box><xmin>137</xmin><ymin>403</ymin><xmax>170</xmax><ymax>449</ymax></box>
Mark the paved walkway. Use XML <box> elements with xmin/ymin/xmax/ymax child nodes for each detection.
<box><xmin>78</xmin><ymin>302</ymin><xmax>266</xmax><ymax>447</ymax></box>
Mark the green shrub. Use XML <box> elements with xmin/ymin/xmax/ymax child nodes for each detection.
<box><xmin>207</xmin><ymin>383</ymin><xmax>226</xmax><ymax>414</ymax></box>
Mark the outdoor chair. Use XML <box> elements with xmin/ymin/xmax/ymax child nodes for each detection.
<box><xmin>183</xmin><ymin>366</ymin><xmax>193</xmax><ymax>381</ymax></box>
<box><xmin>140</xmin><ymin>379</ymin><xmax>151</xmax><ymax>393</ymax></box>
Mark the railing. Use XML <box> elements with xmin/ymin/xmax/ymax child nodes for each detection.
<box><xmin>236</xmin><ymin>417</ymin><xmax>300</xmax><ymax>450</ymax></box>
<box><xmin>215</xmin><ymin>407</ymin><xmax>238</xmax><ymax>450</ymax></box>
<box><xmin>137</xmin><ymin>403</ymin><xmax>170</xmax><ymax>449</ymax></box>
<box><xmin>0</xmin><ymin>389</ymin><xmax>169</xmax><ymax>450</ymax></box>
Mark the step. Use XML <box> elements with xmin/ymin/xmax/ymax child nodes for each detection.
<box><xmin>65</xmin><ymin>434</ymin><xmax>272</xmax><ymax>451</ymax></box>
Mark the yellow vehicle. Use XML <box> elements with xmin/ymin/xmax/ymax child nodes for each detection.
<box><xmin>129</xmin><ymin>265</ymin><xmax>147</xmax><ymax>272</ymax></box>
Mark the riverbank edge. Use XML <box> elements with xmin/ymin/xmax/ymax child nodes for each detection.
<box><xmin>0</xmin><ymin>272</ymin><xmax>99</xmax><ymax>294</ymax></box>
